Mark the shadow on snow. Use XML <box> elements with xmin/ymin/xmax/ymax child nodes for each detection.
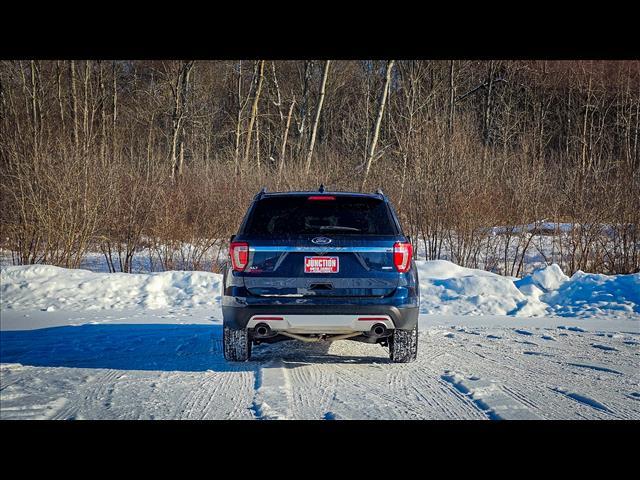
<box><xmin>0</xmin><ymin>324</ymin><xmax>388</xmax><ymax>372</ymax></box>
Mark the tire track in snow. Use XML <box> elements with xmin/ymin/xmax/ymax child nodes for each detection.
<box><xmin>172</xmin><ymin>333</ymin><xmax>256</xmax><ymax>420</ymax></box>
<box><xmin>277</xmin><ymin>340</ymin><xmax>421</xmax><ymax>420</ymax></box>
<box><xmin>80</xmin><ymin>369</ymin><xmax>121</xmax><ymax>416</ymax></box>
<box><xmin>457</xmin><ymin>328</ymin><xmax>638</xmax><ymax>419</ymax></box>
<box><xmin>501</xmin><ymin>384</ymin><xmax>539</xmax><ymax>410</ymax></box>
<box><xmin>441</xmin><ymin>372</ymin><xmax>543</xmax><ymax>420</ymax></box>
<box><xmin>320</xmin><ymin>337</ymin><xmax>485</xmax><ymax>420</ymax></box>
<box><xmin>434</xmin><ymin>373</ymin><xmax>491</xmax><ymax>419</ymax></box>
<box><xmin>184</xmin><ymin>370</ymin><xmax>239</xmax><ymax>419</ymax></box>
<box><xmin>329</xmin><ymin>366</ymin><xmax>424</xmax><ymax>419</ymax></box>
<box><xmin>404</xmin><ymin>338</ymin><xmax>488</xmax><ymax>419</ymax></box>
<box><xmin>425</xmin><ymin>330</ymin><xmax>572</xmax><ymax>419</ymax></box>
<box><xmin>420</xmin><ymin>333</ymin><xmax>513</xmax><ymax>419</ymax></box>
<box><xmin>2</xmin><ymin>396</ymin><xmax>69</xmax><ymax>420</ymax></box>
<box><xmin>176</xmin><ymin>373</ymin><xmax>207</xmax><ymax>418</ymax></box>
<box><xmin>250</xmin><ymin>359</ymin><xmax>291</xmax><ymax>420</ymax></box>
<box><xmin>50</xmin><ymin>369</ymin><xmax>120</xmax><ymax>420</ymax></box>
<box><xmin>319</xmin><ymin>341</ymin><xmax>436</xmax><ymax>420</ymax></box>
<box><xmin>407</xmin><ymin>368</ymin><xmax>486</xmax><ymax>419</ymax></box>
<box><xmin>286</xmin><ymin>359</ymin><xmax>338</xmax><ymax>419</ymax></box>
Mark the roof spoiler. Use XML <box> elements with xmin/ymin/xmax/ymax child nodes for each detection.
<box><xmin>255</xmin><ymin>186</ymin><xmax>385</xmax><ymax>197</ymax></box>
<box><xmin>317</xmin><ymin>184</ymin><xmax>383</xmax><ymax>196</ymax></box>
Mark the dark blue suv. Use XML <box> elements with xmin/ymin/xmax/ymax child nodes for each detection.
<box><xmin>222</xmin><ymin>187</ymin><xmax>419</xmax><ymax>362</ymax></box>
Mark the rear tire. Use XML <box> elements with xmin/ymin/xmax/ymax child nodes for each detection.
<box><xmin>389</xmin><ymin>325</ymin><xmax>418</xmax><ymax>363</ymax></box>
<box><xmin>223</xmin><ymin>325</ymin><xmax>251</xmax><ymax>361</ymax></box>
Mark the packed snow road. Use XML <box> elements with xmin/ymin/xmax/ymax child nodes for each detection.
<box><xmin>1</xmin><ymin>312</ymin><xmax>638</xmax><ymax>420</ymax></box>
<box><xmin>1</xmin><ymin>262</ymin><xmax>638</xmax><ymax>419</ymax></box>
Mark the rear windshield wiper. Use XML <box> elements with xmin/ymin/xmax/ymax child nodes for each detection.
<box><xmin>318</xmin><ymin>225</ymin><xmax>361</xmax><ymax>232</ymax></box>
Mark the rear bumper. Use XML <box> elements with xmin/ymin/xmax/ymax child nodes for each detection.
<box><xmin>247</xmin><ymin>314</ymin><xmax>395</xmax><ymax>334</ymax></box>
<box><xmin>223</xmin><ymin>303</ymin><xmax>419</xmax><ymax>331</ymax></box>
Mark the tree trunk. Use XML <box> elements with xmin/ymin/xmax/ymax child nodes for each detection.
<box><xmin>565</xmin><ymin>82</ymin><xmax>573</xmax><ymax>158</ymax></box>
<box><xmin>277</xmin><ymin>98</ymin><xmax>296</xmax><ymax>186</ymax></box>
<box><xmin>29</xmin><ymin>61</ymin><xmax>39</xmax><ymax>163</ymax></box>
<box><xmin>99</xmin><ymin>61</ymin><xmax>107</xmax><ymax>165</ymax></box>
<box><xmin>296</xmin><ymin>60</ymin><xmax>313</xmax><ymax>158</ymax></box>
<box><xmin>112</xmin><ymin>61</ymin><xmax>118</xmax><ymax>161</ymax></box>
<box><xmin>82</xmin><ymin>60</ymin><xmax>90</xmax><ymax>154</ymax></box>
<box><xmin>69</xmin><ymin>60</ymin><xmax>79</xmax><ymax>151</ymax></box>
<box><xmin>56</xmin><ymin>61</ymin><xmax>66</xmax><ymax>134</ymax></box>
<box><xmin>256</xmin><ymin>114</ymin><xmax>261</xmax><ymax>174</ymax></box>
<box><xmin>233</xmin><ymin>61</ymin><xmax>252</xmax><ymax>176</ymax></box>
<box><xmin>448</xmin><ymin>60</ymin><xmax>455</xmax><ymax>133</ymax></box>
<box><xmin>243</xmin><ymin>60</ymin><xmax>265</xmax><ymax>172</ymax></box>
<box><xmin>170</xmin><ymin>60</ymin><xmax>194</xmax><ymax>180</ymax></box>
<box><xmin>361</xmin><ymin>60</ymin><xmax>394</xmax><ymax>190</ymax></box>
<box><xmin>482</xmin><ymin>60</ymin><xmax>496</xmax><ymax>163</ymax></box>
<box><xmin>304</xmin><ymin>60</ymin><xmax>330</xmax><ymax>175</ymax></box>
<box><xmin>581</xmin><ymin>63</ymin><xmax>593</xmax><ymax>175</ymax></box>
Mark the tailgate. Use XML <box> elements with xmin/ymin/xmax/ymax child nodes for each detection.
<box><xmin>241</xmin><ymin>238</ymin><xmax>399</xmax><ymax>297</ymax></box>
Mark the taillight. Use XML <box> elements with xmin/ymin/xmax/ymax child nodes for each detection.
<box><xmin>229</xmin><ymin>241</ymin><xmax>249</xmax><ymax>271</ymax></box>
<box><xmin>393</xmin><ymin>241</ymin><xmax>413</xmax><ymax>273</ymax></box>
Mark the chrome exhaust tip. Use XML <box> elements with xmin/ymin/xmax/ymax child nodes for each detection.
<box><xmin>253</xmin><ymin>323</ymin><xmax>272</xmax><ymax>338</ymax></box>
<box><xmin>370</xmin><ymin>323</ymin><xmax>388</xmax><ymax>338</ymax></box>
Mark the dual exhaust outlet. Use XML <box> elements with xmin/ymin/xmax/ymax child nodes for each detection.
<box><xmin>253</xmin><ymin>323</ymin><xmax>275</xmax><ymax>338</ymax></box>
<box><xmin>252</xmin><ymin>322</ymin><xmax>389</xmax><ymax>339</ymax></box>
<box><xmin>368</xmin><ymin>323</ymin><xmax>389</xmax><ymax>338</ymax></box>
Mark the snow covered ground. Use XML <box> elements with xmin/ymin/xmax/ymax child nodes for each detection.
<box><xmin>1</xmin><ymin>261</ymin><xmax>638</xmax><ymax>420</ymax></box>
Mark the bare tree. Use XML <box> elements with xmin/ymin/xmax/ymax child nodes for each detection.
<box><xmin>448</xmin><ymin>60</ymin><xmax>456</xmax><ymax>133</ymax></box>
<box><xmin>295</xmin><ymin>60</ymin><xmax>314</xmax><ymax>158</ymax></box>
<box><xmin>361</xmin><ymin>60</ymin><xmax>394</xmax><ymax>189</ymax></box>
<box><xmin>243</xmin><ymin>60</ymin><xmax>265</xmax><ymax>173</ymax></box>
<box><xmin>304</xmin><ymin>60</ymin><xmax>330</xmax><ymax>175</ymax></box>
<box><xmin>169</xmin><ymin>60</ymin><xmax>194</xmax><ymax>180</ymax></box>
<box><xmin>277</xmin><ymin>97</ymin><xmax>296</xmax><ymax>187</ymax></box>
<box><xmin>233</xmin><ymin>61</ymin><xmax>253</xmax><ymax>175</ymax></box>
<box><xmin>69</xmin><ymin>60</ymin><xmax>79</xmax><ymax>151</ymax></box>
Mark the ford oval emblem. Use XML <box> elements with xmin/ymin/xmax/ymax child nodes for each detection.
<box><xmin>311</xmin><ymin>236</ymin><xmax>332</xmax><ymax>245</ymax></box>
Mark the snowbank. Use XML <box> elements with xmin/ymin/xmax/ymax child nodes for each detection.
<box><xmin>1</xmin><ymin>265</ymin><xmax>222</xmax><ymax>312</ymax></box>
<box><xmin>1</xmin><ymin>262</ymin><xmax>638</xmax><ymax>320</ymax></box>
<box><xmin>417</xmin><ymin>260</ymin><xmax>639</xmax><ymax>318</ymax></box>
<box><xmin>543</xmin><ymin>270</ymin><xmax>640</xmax><ymax>317</ymax></box>
<box><xmin>417</xmin><ymin>260</ymin><xmax>547</xmax><ymax>316</ymax></box>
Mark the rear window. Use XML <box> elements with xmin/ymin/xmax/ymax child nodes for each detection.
<box><xmin>243</xmin><ymin>196</ymin><xmax>397</xmax><ymax>236</ymax></box>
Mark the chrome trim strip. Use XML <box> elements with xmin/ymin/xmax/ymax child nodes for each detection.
<box><xmin>249</xmin><ymin>246</ymin><xmax>392</xmax><ymax>253</ymax></box>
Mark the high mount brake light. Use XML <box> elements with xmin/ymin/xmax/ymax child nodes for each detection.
<box><xmin>307</xmin><ymin>196</ymin><xmax>336</xmax><ymax>201</ymax></box>
<box><xmin>229</xmin><ymin>242</ymin><xmax>249</xmax><ymax>271</ymax></box>
<box><xmin>393</xmin><ymin>241</ymin><xmax>413</xmax><ymax>273</ymax></box>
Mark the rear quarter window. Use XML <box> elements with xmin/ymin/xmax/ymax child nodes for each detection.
<box><xmin>243</xmin><ymin>196</ymin><xmax>397</xmax><ymax>236</ymax></box>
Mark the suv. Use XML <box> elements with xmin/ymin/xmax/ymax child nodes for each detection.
<box><xmin>222</xmin><ymin>187</ymin><xmax>419</xmax><ymax>363</ymax></box>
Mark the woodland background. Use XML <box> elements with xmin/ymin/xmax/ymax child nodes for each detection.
<box><xmin>1</xmin><ymin>60</ymin><xmax>638</xmax><ymax>275</ymax></box>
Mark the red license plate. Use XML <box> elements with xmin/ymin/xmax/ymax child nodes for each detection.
<box><xmin>304</xmin><ymin>256</ymin><xmax>339</xmax><ymax>273</ymax></box>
